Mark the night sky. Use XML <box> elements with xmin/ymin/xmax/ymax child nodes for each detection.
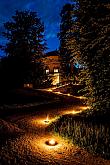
<box><xmin>0</xmin><ymin>0</ymin><xmax>70</xmax><ymax>56</ymax></box>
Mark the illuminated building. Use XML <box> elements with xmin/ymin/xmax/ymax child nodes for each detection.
<box><xmin>42</xmin><ymin>50</ymin><xmax>81</xmax><ymax>85</ymax></box>
<box><xmin>24</xmin><ymin>50</ymin><xmax>81</xmax><ymax>88</ymax></box>
<box><xmin>42</xmin><ymin>50</ymin><xmax>61</xmax><ymax>85</ymax></box>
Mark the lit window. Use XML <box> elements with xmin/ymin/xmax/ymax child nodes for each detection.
<box><xmin>46</xmin><ymin>69</ymin><xmax>49</xmax><ymax>74</ymax></box>
<box><xmin>27</xmin><ymin>84</ymin><xmax>30</xmax><ymax>87</ymax></box>
<box><xmin>54</xmin><ymin>69</ymin><xmax>58</xmax><ymax>73</ymax></box>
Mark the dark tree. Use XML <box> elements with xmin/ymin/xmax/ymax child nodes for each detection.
<box><xmin>1</xmin><ymin>10</ymin><xmax>47</xmax><ymax>88</ymax></box>
<box><xmin>58</xmin><ymin>3</ymin><xmax>80</xmax><ymax>80</ymax></box>
<box><xmin>73</xmin><ymin>0</ymin><xmax>110</xmax><ymax>114</ymax></box>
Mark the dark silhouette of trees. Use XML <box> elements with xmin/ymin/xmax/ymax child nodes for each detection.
<box><xmin>1</xmin><ymin>10</ymin><xmax>47</xmax><ymax>89</ymax></box>
<box><xmin>72</xmin><ymin>0</ymin><xmax>110</xmax><ymax>114</ymax></box>
<box><xmin>58</xmin><ymin>3</ymin><xmax>80</xmax><ymax>80</ymax></box>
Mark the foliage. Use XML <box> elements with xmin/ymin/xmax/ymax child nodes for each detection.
<box><xmin>72</xmin><ymin>0</ymin><xmax>110</xmax><ymax>113</ymax></box>
<box><xmin>58</xmin><ymin>3</ymin><xmax>80</xmax><ymax>79</ymax></box>
<box><xmin>1</xmin><ymin>10</ymin><xmax>47</xmax><ymax>88</ymax></box>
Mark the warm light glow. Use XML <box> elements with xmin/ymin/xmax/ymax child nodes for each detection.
<box><xmin>46</xmin><ymin>69</ymin><xmax>49</xmax><ymax>74</ymax></box>
<box><xmin>44</xmin><ymin>115</ymin><xmax>49</xmax><ymax>124</ymax></box>
<box><xmin>72</xmin><ymin>110</ymin><xmax>81</xmax><ymax>114</ymax></box>
<box><xmin>62</xmin><ymin>110</ymin><xmax>82</xmax><ymax>115</ymax></box>
<box><xmin>47</xmin><ymin>89</ymin><xmax>52</xmax><ymax>92</ymax></box>
<box><xmin>24</xmin><ymin>83</ymin><xmax>33</xmax><ymax>88</ymax></box>
<box><xmin>31</xmin><ymin>116</ymin><xmax>58</xmax><ymax>127</ymax></box>
<box><xmin>80</xmin><ymin>106</ymin><xmax>90</xmax><ymax>110</ymax></box>
<box><xmin>52</xmin><ymin>73</ymin><xmax>60</xmax><ymax>85</ymax></box>
<box><xmin>49</xmin><ymin>139</ymin><xmax>56</xmax><ymax>145</ymax></box>
<box><xmin>29</xmin><ymin>134</ymin><xmax>75</xmax><ymax>154</ymax></box>
<box><xmin>74</xmin><ymin>96</ymin><xmax>87</xmax><ymax>99</ymax></box>
<box><xmin>55</xmin><ymin>91</ymin><xmax>61</xmax><ymax>94</ymax></box>
<box><xmin>79</xmin><ymin>96</ymin><xmax>86</xmax><ymax>99</ymax></box>
<box><xmin>45</xmin><ymin>139</ymin><xmax>58</xmax><ymax>146</ymax></box>
<box><xmin>54</xmin><ymin>69</ymin><xmax>58</xmax><ymax>73</ymax></box>
<box><xmin>12</xmin><ymin>110</ymin><xmax>102</xmax><ymax>164</ymax></box>
<box><xmin>9</xmin><ymin>128</ymin><xmax>105</xmax><ymax>164</ymax></box>
<box><xmin>45</xmin><ymin>87</ymin><xmax>87</xmax><ymax>99</ymax></box>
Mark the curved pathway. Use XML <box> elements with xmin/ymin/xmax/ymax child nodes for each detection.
<box><xmin>0</xmin><ymin>102</ymin><xmax>110</xmax><ymax>165</ymax></box>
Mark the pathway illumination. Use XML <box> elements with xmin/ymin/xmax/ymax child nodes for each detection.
<box><xmin>44</xmin><ymin>115</ymin><xmax>50</xmax><ymax>124</ymax></box>
<box><xmin>45</xmin><ymin>139</ymin><xmax>58</xmax><ymax>146</ymax></box>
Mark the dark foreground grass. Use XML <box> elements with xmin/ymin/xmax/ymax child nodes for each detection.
<box><xmin>47</xmin><ymin>111</ymin><xmax>110</xmax><ymax>159</ymax></box>
<box><xmin>0</xmin><ymin>87</ymin><xmax>83</xmax><ymax>118</ymax></box>
<box><xmin>0</xmin><ymin>88</ymin><xmax>57</xmax><ymax>105</ymax></box>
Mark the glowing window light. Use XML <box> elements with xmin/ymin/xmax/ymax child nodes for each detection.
<box><xmin>46</xmin><ymin>69</ymin><xmax>49</xmax><ymax>74</ymax></box>
<box><xmin>54</xmin><ymin>69</ymin><xmax>58</xmax><ymax>73</ymax></box>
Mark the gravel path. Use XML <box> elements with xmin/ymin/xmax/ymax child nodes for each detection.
<box><xmin>0</xmin><ymin>105</ymin><xmax>110</xmax><ymax>165</ymax></box>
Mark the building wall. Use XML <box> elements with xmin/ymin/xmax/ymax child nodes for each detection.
<box><xmin>42</xmin><ymin>52</ymin><xmax>61</xmax><ymax>85</ymax></box>
<box><xmin>42</xmin><ymin>55</ymin><xmax>61</xmax><ymax>73</ymax></box>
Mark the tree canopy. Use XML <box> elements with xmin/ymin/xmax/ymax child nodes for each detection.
<box><xmin>72</xmin><ymin>0</ymin><xmax>110</xmax><ymax>114</ymax></box>
<box><xmin>1</xmin><ymin>10</ymin><xmax>47</xmax><ymax>88</ymax></box>
<box><xmin>58</xmin><ymin>3</ymin><xmax>80</xmax><ymax>79</ymax></box>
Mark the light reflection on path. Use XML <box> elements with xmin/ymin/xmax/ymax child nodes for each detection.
<box><xmin>39</xmin><ymin>88</ymin><xmax>87</xmax><ymax>100</ymax></box>
<box><xmin>5</xmin><ymin>104</ymin><xmax>110</xmax><ymax>165</ymax></box>
<box><xmin>1</xmin><ymin>86</ymin><xmax>110</xmax><ymax>164</ymax></box>
<box><xmin>2</xmin><ymin>84</ymin><xmax>109</xmax><ymax>165</ymax></box>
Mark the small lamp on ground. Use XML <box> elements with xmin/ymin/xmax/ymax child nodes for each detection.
<box><xmin>44</xmin><ymin>115</ymin><xmax>49</xmax><ymax>124</ymax></box>
<box><xmin>45</xmin><ymin>139</ymin><xmax>58</xmax><ymax>146</ymax></box>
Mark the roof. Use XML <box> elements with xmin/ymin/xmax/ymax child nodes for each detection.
<box><xmin>45</xmin><ymin>50</ymin><xmax>60</xmax><ymax>57</ymax></box>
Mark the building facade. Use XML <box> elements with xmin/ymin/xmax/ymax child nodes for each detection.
<box><xmin>42</xmin><ymin>51</ymin><xmax>61</xmax><ymax>85</ymax></box>
<box><xmin>24</xmin><ymin>50</ymin><xmax>80</xmax><ymax>88</ymax></box>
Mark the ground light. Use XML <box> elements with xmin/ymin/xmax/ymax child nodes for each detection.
<box><xmin>77</xmin><ymin>96</ymin><xmax>87</xmax><ymax>99</ymax></box>
<box><xmin>47</xmin><ymin>89</ymin><xmax>52</xmax><ymax>92</ymax></box>
<box><xmin>29</xmin><ymin>134</ymin><xmax>75</xmax><ymax>152</ymax></box>
<box><xmin>80</xmin><ymin>106</ymin><xmax>90</xmax><ymax>110</ymax></box>
<box><xmin>15</xmin><ymin>133</ymin><xmax>78</xmax><ymax>164</ymax></box>
<box><xmin>62</xmin><ymin>110</ymin><xmax>82</xmax><ymax>115</ymax></box>
<box><xmin>55</xmin><ymin>91</ymin><xmax>62</xmax><ymax>94</ymax></box>
<box><xmin>45</xmin><ymin>139</ymin><xmax>58</xmax><ymax>146</ymax></box>
<box><xmin>61</xmin><ymin>105</ymin><xmax>91</xmax><ymax>115</ymax></box>
<box><xmin>30</xmin><ymin>116</ymin><xmax>59</xmax><ymax>127</ymax></box>
<box><xmin>44</xmin><ymin>115</ymin><xmax>50</xmax><ymax>124</ymax></box>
